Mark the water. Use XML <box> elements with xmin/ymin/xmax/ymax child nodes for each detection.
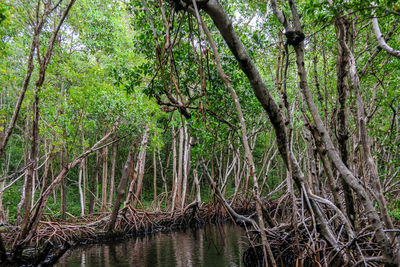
<box><xmin>56</xmin><ymin>224</ymin><xmax>247</xmax><ymax>267</ymax></box>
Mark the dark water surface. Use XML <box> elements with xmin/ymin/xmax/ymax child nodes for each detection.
<box><xmin>56</xmin><ymin>224</ymin><xmax>247</xmax><ymax>267</ymax></box>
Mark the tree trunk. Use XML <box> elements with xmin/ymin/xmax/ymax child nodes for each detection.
<box><xmin>193</xmin><ymin>168</ymin><xmax>201</xmax><ymax>203</ymax></box>
<box><xmin>123</xmin><ymin>151</ymin><xmax>138</xmax><ymax>208</ymax></box>
<box><xmin>335</xmin><ymin>17</ymin><xmax>357</xmax><ymax>228</ymax></box>
<box><xmin>16</xmin><ymin>110</ymin><xmax>30</xmax><ymax>225</ymax></box>
<box><xmin>153</xmin><ymin>149</ymin><xmax>157</xmax><ymax>208</ymax></box>
<box><xmin>108</xmin><ymin>145</ymin><xmax>135</xmax><ymax>231</ymax></box>
<box><xmin>0</xmin><ymin>181</ymin><xmax>6</xmax><ymax>224</ymax></box>
<box><xmin>89</xmin><ymin>151</ymin><xmax>101</xmax><ymax>214</ymax></box>
<box><xmin>171</xmin><ymin>126</ymin><xmax>178</xmax><ymax>211</ymax></box>
<box><xmin>108</xmin><ymin>141</ymin><xmax>117</xmax><ymax>209</ymax></box>
<box><xmin>101</xmin><ymin>145</ymin><xmax>108</xmax><ymax>211</ymax></box>
<box><xmin>176</xmin><ymin>125</ymin><xmax>184</xmax><ymax>208</ymax></box>
<box><xmin>133</xmin><ymin>125</ymin><xmax>149</xmax><ymax>208</ymax></box>
<box><xmin>158</xmin><ymin>149</ymin><xmax>168</xmax><ymax>196</ymax></box>
<box><xmin>342</xmin><ymin>19</ymin><xmax>395</xmax><ymax>239</ymax></box>
<box><xmin>60</xmin><ymin>149</ymin><xmax>67</xmax><ymax>221</ymax></box>
<box><xmin>181</xmin><ymin>122</ymin><xmax>191</xmax><ymax>208</ymax></box>
<box><xmin>78</xmin><ymin>159</ymin><xmax>85</xmax><ymax>216</ymax></box>
<box><xmin>20</xmin><ymin>86</ymin><xmax>40</xmax><ymax>237</ymax></box>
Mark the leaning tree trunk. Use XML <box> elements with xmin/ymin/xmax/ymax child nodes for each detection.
<box><xmin>108</xmin><ymin>145</ymin><xmax>136</xmax><ymax>231</ymax></box>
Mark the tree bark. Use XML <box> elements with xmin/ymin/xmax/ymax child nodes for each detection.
<box><xmin>193</xmin><ymin>168</ymin><xmax>201</xmax><ymax>203</ymax></box>
<box><xmin>171</xmin><ymin>126</ymin><xmax>178</xmax><ymax>211</ymax></box>
<box><xmin>108</xmin><ymin>141</ymin><xmax>117</xmax><ymax>209</ymax></box>
<box><xmin>20</xmin><ymin>88</ymin><xmax>40</xmax><ymax>235</ymax></box>
<box><xmin>101</xmin><ymin>145</ymin><xmax>108</xmax><ymax>211</ymax></box>
<box><xmin>153</xmin><ymin>149</ymin><xmax>157</xmax><ymax>207</ymax></box>
<box><xmin>157</xmin><ymin>149</ymin><xmax>168</xmax><ymax>196</ymax></box>
<box><xmin>372</xmin><ymin>11</ymin><xmax>400</xmax><ymax>58</ymax></box>
<box><xmin>108</xmin><ymin>145</ymin><xmax>136</xmax><ymax>231</ymax></box>
<box><xmin>78</xmin><ymin>159</ymin><xmax>85</xmax><ymax>216</ymax></box>
<box><xmin>133</xmin><ymin>125</ymin><xmax>149</xmax><ymax>208</ymax></box>
<box><xmin>343</xmin><ymin>20</ymin><xmax>395</xmax><ymax>240</ymax></box>
<box><xmin>89</xmin><ymin>151</ymin><xmax>101</xmax><ymax>214</ymax></box>
<box><xmin>60</xmin><ymin>149</ymin><xmax>67</xmax><ymax>221</ymax></box>
<box><xmin>334</xmin><ymin>17</ymin><xmax>357</xmax><ymax>228</ymax></box>
<box><xmin>181</xmin><ymin>122</ymin><xmax>191</xmax><ymax>208</ymax></box>
<box><xmin>176</xmin><ymin>125</ymin><xmax>184</xmax><ymax>208</ymax></box>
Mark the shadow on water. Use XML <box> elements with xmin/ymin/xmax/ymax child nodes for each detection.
<box><xmin>56</xmin><ymin>224</ymin><xmax>247</xmax><ymax>267</ymax></box>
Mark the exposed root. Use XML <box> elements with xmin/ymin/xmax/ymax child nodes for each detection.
<box><xmin>0</xmin><ymin>200</ymin><xmax>240</xmax><ymax>266</ymax></box>
<box><xmin>242</xmin><ymin>196</ymin><xmax>400</xmax><ymax>267</ymax></box>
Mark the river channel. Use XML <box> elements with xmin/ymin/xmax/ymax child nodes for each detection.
<box><xmin>56</xmin><ymin>223</ymin><xmax>247</xmax><ymax>267</ymax></box>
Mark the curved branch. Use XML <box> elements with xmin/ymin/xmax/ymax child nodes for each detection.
<box><xmin>372</xmin><ymin>16</ymin><xmax>400</xmax><ymax>58</ymax></box>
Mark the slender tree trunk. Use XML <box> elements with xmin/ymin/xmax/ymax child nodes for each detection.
<box><xmin>89</xmin><ymin>151</ymin><xmax>101</xmax><ymax>214</ymax></box>
<box><xmin>123</xmin><ymin>150</ymin><xmax>138</xmax><ymax>208</ymax></box>
<box><xmin>16</xmin><ymin>111</ymin><xmax>30</xmax><ymax>225</ymax></box>
<box><xmin>20</xmin><ymin>86</ymin><xmax>40</xmax><ymax>236</ymax></box>
<box><xmin>78</xmin><ymin>159</ymin><xmax>85</xmax><ymax>216</ymax></box>
<box><xmin>181</xmin><ymin>123</ymin><xmax>191</xmax><ymax>208</ymax></box>
<box><xmin>343</xmin><ymin>22</ymin><xmax>395</xmax><ymax>237</ymax></box>
<box><xmin>0</xmin><ymin>182</ymin><xmax>6</xmax><ymax>224</ymax></box>
<box><xmin>40</xmin><ymin>150</ymin><xmax>53</xmax><ymax>195</ymax></box>
<box><xmin>309</xmin><ymin>125</ymin><xmax>344</xmax><ymax>213</ymax></box>
<box><xmin>176</xmin><ymin>125</ymin><xmax>184</xmax><ymax>208</ymax></box>
<box><xmin>158</xmin><ymin>149</ymin><xmax>168</xmax><ymax>196</ymax></box>
<box><xmin>335</xmin><ymin>17</ymin><xmax>357</xmax><ymax>228</ymax></box>
<box><xmin>101</xmin><ymin>145</ymin><xmax>108</xmax><ymax>211</ymax></box>
<box><xmin>171</xmin><ymin>126</ymin><xmax>178</xmax><ymax>211</ymax></box>
<box><xmin>108</xmin><ymin>142</ymin><xmax>117</xmax><ymax>209</ymax></box>
<box><xmin>153</xmin><ymin>149</ymin><xmax>157</xmax><ymax>208</ymax></box>
<box><xmin>108</xmin><ymin>145</ymin><xmax>135</xmax><ymax>231</ymax></box>
<box><xmin>83</xmin><ymin>157</ymin><xmax>87</xmax><ymax>213</ymax></box>
<box><xmin>133</xmin><ymin>125</ymin><xmax>149</xmax><ymax>208</ymax></box>
<box><xmin>60</xmin><ymin>149</ymin><xmax>67</xmax><ymax>221</ymax></box>
<box><xmin>193</xmin><ymin>169</ymin><xmax>201</xmax><ymax>203</ymax></box>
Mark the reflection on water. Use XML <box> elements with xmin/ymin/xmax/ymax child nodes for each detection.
<box><xmin>56</xmin><ymin>224</ymin><xmax>246</xmax><ymax>267</ymax></box>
